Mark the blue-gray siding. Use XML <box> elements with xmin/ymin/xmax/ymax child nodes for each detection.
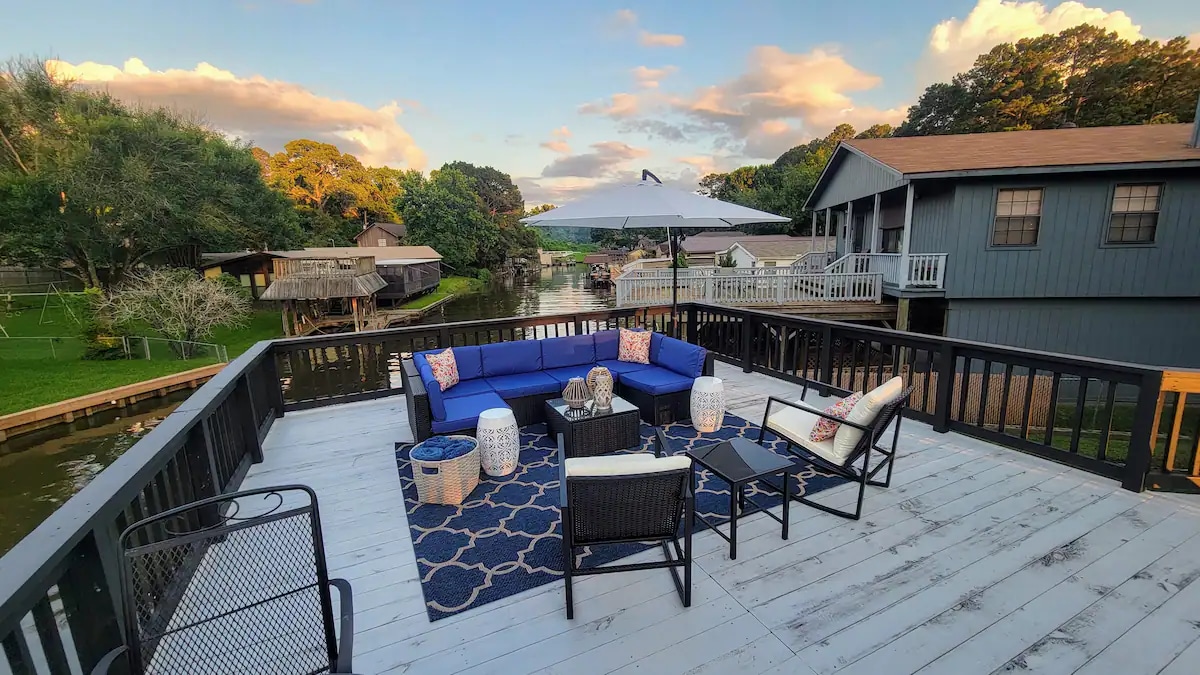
<box><xmin>930</xmin><ymin>172</ymin><xmax>1200</xmax><ymax>299</ymax></box>
<box><xmin>908</xmin><ymin>184</ymin><xmax>955</xmax><ymax>254</ymax></box>
<box><xmin>946</xmin><ymin>298</ymin><xmax>1200</xmax><ymax>367</ymax></box>
<box><xmin>810</xmin><ymin>149</ymin><xmax>905</xmax><ymax>211</ymax></box>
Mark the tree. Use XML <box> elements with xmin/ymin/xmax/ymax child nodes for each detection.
<box><xmin>102</xmin><ymin>268</ymin><xmax>251</xmax><ymax>355</ymax></box>
<box><xmin>0</xmin><ymin>59</ymin><xmax>300</xmax><ymax>288</ymax></box>
<box><xmin>442</xmin><ymin>161</ymin><xmax>524</xmax><ymax>218</ymax></box>
<box><xmin>395</xmin><ymin>167</ymin><xmax>498</xmax><ymax>272</ymax></box>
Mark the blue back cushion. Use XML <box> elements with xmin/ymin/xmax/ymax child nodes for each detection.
<box><xmin>541</xmin><ymin>335</ymin><xmax>596</xmax><ymax>370</ymax></box>
<box><xmin>413</xmin><ymin>353</ymin><xmax>447</xmax><ymax>420</ymax></box>
<box><xmin>652</xmin><ymin>336</ymin><xmax>707</xmax><ymax>378</ymax></box>
<box><xmin>593</xmin><ymin>330</ymin><xmax>620</xmax><ymax>361</ymax></box>
<box><xmin>481</xmin><ymin>340</ymin><xmax>543</xmax><ymax>377</ymax></box>
<box><xmin>451</xmin><ymin>345</ymin><xmax>483</xmax><ymax>380</ymax></box>
<box><xmin>650</xmin><ymin>331</ymin><xmax>665</xmax><ymax>362</ymax></box>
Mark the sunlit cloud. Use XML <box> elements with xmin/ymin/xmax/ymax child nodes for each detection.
<box><xmin>632</xmin><ymin>65</ymin><xmax>678</xmax><ymax>88</ymax></box>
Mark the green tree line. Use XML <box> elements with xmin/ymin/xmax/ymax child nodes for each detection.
<box><xmin>703</xmin><ymin>24</ymin><xmax>1200</xmax><ymax>235</ymax></box>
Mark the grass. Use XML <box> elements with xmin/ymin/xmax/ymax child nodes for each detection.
<box><xmin>399</xmin><ymin>276</ymin><xmax>485</xmax><ymax>310</ymax></box>
<box><xmin>0</xmin><ymin>301</ymin><xmax>282</xmax><ymax>416</ymax></box>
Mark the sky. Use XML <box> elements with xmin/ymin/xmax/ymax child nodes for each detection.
<box><xmin>4</xmin><ymin>0</ymin><xmax>1199</xmax><ymax>205</ymax></box>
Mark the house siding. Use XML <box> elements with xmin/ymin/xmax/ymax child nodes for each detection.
<box><xmin>933</xmin><ymin>171</ymin><xmax>1200</xmax><ymax>299</ymax></box>
<box><xmin>908</xmin><ymin>183</ymin><xmax>955</xmax><ymax>254</ymax></box>
<box><xmin>810</xmin><ymin>150</ymin><xmax>905</xmax><ymax>211</ymax></box>
<box><xmin>945</xmin><ymin>298</ymin><xmax>1200</xmax><ymax>368</ymax></box>
<box><xmin>356</xmin><ymin>225</ymin><xmax>401</xmax><ymax>248</ymax></box>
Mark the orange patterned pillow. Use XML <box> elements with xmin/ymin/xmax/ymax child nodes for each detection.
<box><xmin>617</xmin><ymin>328</ymin><xmax>652</xmax><ymax>364</ymax></box>
<box><xmin>810</xmin><ymin>392</ymin><xmax>862</xmax><ymax>442</ymax></box>
<box><xmin>425</xmin><ymin>348</ymin><xmax>459</xmax><ymax>391</ymax></box>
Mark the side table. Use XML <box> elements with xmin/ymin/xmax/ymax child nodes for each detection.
<box><xmin>477</xmin><ymin>408</ymin><xmax>519</xmax><ymax>476</ymax></box>
<box><xmin>687</xmin><ymin>437</ymin><xmax>794</xmax><ymax>560</ymax></box>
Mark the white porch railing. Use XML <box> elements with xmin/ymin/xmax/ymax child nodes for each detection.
<box><xmin>790</xmin><ymin>250</ymin><xmax>837</xmax><ymax>273</ymax></box>
<box><xmin>615</xmin><ymin>267</ymin><xmax>882</xmax><ymax>306</ymax></box>
<box><xmin>824</xmin><ymin>253</ymin><xmax>947</xmax><ymax>289</ymax></box>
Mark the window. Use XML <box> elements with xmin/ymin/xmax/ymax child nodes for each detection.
<box><xmin>1108</xmin><ymin>183</ymin><xmax>1161</xmax><ymax>244</ymax></box>
<box><xmin>378</xmin><ymin>238</ymin><xmax>388</xmax><ymax>247</ymax></box>
<box><xmin>763</xmin><ymin>261</ymin><xmax>777</xmax><ymax>267</ymax></box>
<box><xmin>238</xmin><ymin>274</ymin><xmax>251</xmax><ymax>287</ymax></box>
<box><xmin>992</xmin><ymin>188</ymin><xmax>1042</xmax><ymax>246</ymax></box>
<box><xmin>881</xmin><ymin>229</ymin><xmax>902</xmax><ymax>253</ymax></box>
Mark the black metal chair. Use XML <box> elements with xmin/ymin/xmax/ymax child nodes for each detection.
<box><xmin>758</xmin><ymin>386</ymin><xmax>914</xmax><ymax>521</ymax></box>
<box><xmin>558</xmin><ymin>432</ymin><xmax>694</xmax><ymax>620</ymax></box>
<box><xmin>93</xmin><ymin>485</ymin><xmax>355</xmax><ymax>674</ymax></box>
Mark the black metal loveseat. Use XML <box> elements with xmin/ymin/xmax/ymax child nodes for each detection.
<box><xmin>400</xmin><ymin>330</ymin><xmax>715</xmax><ymax>441</ymax></box>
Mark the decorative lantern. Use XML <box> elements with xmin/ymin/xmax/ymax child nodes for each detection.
<box><xmin>690</xmin><ymin>376</ymin><xmax>726</xmax><ymax>433</ymax></box>
<box><xmin>586</xmin><ymin>367</ymin><xmax>615</xmax><ymax>409</ymax></box>
<box><xmin>562</xmin><ymin>377</ymin><xmax>590</xmax><ymax>409</ymax></box>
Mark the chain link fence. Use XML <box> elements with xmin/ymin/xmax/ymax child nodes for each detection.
<box><xmin>0</xmin><ymin>336</ymin><xmax>228</xmax><ymax>362</ymax></box>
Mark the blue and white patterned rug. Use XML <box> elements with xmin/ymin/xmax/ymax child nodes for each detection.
<box><xmin>394</xmin><ymin>413</ymin><xmax>847</xmax><ymax>621</ymax></box>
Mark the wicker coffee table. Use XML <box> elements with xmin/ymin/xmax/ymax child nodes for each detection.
<box><xmin>545</xmin><ymin>396</ymin><xmax>641</xmax><ymax>458</ymax></box>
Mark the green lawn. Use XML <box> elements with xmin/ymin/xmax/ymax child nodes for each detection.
<box><xmin>399</xmin><ymin>276</ymin><xmax>484</xmax><ymax>310</ymax></box>
<box><xmin>0</xmin><ymin>301</ymin><xmax>282</xmax><ymax>415</ymax></box>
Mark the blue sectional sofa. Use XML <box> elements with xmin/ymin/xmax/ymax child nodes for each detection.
<box><xmin>400</xmin><ymin>330</ymin><xmax>714</xmax><ymax>441</ymax></box>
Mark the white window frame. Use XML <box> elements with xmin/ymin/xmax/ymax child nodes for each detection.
<box><xmin>991</xmin><ymin>188</ymin><xmax>1043</xmax><ymax>247</ymax></box>
<box><xmin>1106</xmin><ymin>183</ymin><xmax>1162</xmax><ymax>245</ymax></box>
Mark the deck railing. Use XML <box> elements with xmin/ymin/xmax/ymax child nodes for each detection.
<box><xmin>825</xmin><ymin>253</ymin><xmax>948</xmax><ymax>289</ymax></box>
<box><xmin>1</xmin><ymin>301</ymin><xmax>1192</xmax><ymax>674</ymax></box>
<box><xmin>615</xmin><ymin>268</ymin><xmax>882</xmax><ymax>306</ymax></box>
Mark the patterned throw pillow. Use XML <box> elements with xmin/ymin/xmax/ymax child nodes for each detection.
<box><xmin>425</xmin><ymin>348</ymin><xmax>459</xmax><ymax>391</ymax></box>
<box><xmin>810</xmin><ymin>392</ymin><xmax>863</xmax><ymax>442</ymax></box>
<box><xmin>617</xmin><ymin>328</ymin><xmax>652</xmax><ymax>364</ymax></box>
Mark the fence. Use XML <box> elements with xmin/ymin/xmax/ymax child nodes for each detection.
<box><xmin>615</xmin><ymin>268</ymin><xmax>881</xmax><ymax>306</ymax></box>
<box><xmin>0</xmin><ymin>337</ymin><xmax>228</xmax><ymax>362</ymax></box>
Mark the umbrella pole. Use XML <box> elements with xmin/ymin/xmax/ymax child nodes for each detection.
<box><xmin>668</xmin><ymin>226</ymin><xmax>680</xmax><ymax>338</ymax></box>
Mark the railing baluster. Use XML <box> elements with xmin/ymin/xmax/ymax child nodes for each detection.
<box><xmin>977</xmin><ymin>361</ymin><xmax>993</xmax><ymax>426</ymax></box>
<box><xmin>997</xmin><ymin>364</ymin><xmax>1015</xmax><ymax>434</ymax></box>
<box><xmin>1096</xmin><ymin>381</ymin><xmax>1117</xmax><ymax>463</ymax></box>
<box><xmin>31</xmin><ymin>597</ymin><xmax>71</xmax><ymax>675</ymax></box>
<box><xmin>957</xmin><ymin>357</ymin><xmax>973</xmax><ymax>423</ymax></box>
<box><xmin>1044</xmin><ymin>373</ymin><xmax>1062</xmax><ymax>446</ymax></box>
<box><xmin>1068</xmin><ymin>378</ymin><xmax>1090</xmax><ymax>455</ymax></box>
<box><xmin>2</xmin><ymin>628</ymin><xmax>35</xmax><ymax>675</ymax></box>
<box><xmin>1020</xmin><ymin>369</ymin><xmax>1037</xmax><ymax>440</ymax></box>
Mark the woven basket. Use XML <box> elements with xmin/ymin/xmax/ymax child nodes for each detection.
<box><xmin>410</xmin><ymin>435</ymin><xmax>481</xmax><ymax>505</ymax></box>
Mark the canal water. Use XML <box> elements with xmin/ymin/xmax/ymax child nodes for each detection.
<box><xmin>2</xmin><ymin>265</ymin><xmax>610</xmax><ymax>555</ymax></box>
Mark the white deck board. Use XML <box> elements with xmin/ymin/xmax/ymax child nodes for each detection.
<box><xmin>209</xmin><ymin>361</ymin><xmax>1200</xmax><ymax>675</ymax></box>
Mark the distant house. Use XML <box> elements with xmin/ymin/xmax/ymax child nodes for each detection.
<box><xmin>719</xmin><ymin>239</ymin><xmax>829</xmax><ymax>267</ymax></box>
<box><xmin>806</xmin><ymin>121</ymin><xmax>1200</xmax><ymax>366</ymax></box>
<box><xmin>663</xmin><ymin>233</ymin><xmax>801</xmax><ymax>266</ymax></box>
<box><xmin>202</xmin><ymin>245</ymin><xmax>441</xmax><ymax>304</ymax></box>
<box><xmin>354</xmin><ymin>222</ymin><xmax>407</xmax><ymax>248</ymax></box>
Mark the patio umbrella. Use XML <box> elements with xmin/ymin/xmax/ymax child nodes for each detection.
<box><xmin>520</xmin><ymin>170</ymin><xmax>790</xmax><ymax>332</ymax></box>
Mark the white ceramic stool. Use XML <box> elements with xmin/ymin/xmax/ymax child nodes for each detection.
<box><xmin>690</xmin><ymin>376</ymin><xmax>726</xmax><ymax>433</ymax></box>
<box><xmin>477</xmin><ymin>408</ymin><xmax>520</xmax><ymax>477</ymax></box>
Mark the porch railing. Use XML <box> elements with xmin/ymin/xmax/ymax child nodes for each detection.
<box><xmin>615</xmin><ymin>268</ymin><xmax>882</xmax><ymax>306</ymax></box>
<box><xmin>1</xmin><ymin>301</ymin><xmax>1192</xmax><ymax>674</ymax></box>
<box><xmin>825</xmin><ymin>253</ymin><xmax>947</xmax><ymax>289</ymax></box>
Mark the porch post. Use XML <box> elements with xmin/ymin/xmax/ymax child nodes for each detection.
<box><xmin>846</xmin><ymin>201</ymin><xmax>854</xmax><ymax>256</ymax></box>
<box><xmin>810</xmin><ymin>211</ymin><xmax>817</xmax><ymax>253</ymax></box>
<box><xmin>871</xmin><ymin>193</ymin><xmax>882</xmax><ymax>254</ymax></box>
<box><xmin>824</xmin><ymin>207</ymin><xmax>832</xmax><ymax>255</ymax></box>
<box><xmin>899</xmin><ymin>182</ymin><xmax>915</xmax><ymax>290</ymax></box>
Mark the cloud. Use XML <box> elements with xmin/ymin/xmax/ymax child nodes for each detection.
<box><xmin>519</xmin><ymin>164</ymin><xmax>705</xmax><ymax>205</ymax></box>
<box><xmin>632</xmin><ymin>65</ymin><xmax>678</xmax><ymax>88</ymax></box>
<box><xmin>921</xmin><ymin>0</ymin><xmax>1144</xmax><ymax>83</ymax></box>
<box><xmin>611</xmin><ymin>9</ymin><xmax>638</xmax><ymax>29</ymax></box>
<box><xmin>578</xmin><ymin>92</ymin><xmax>640</xmax><ymax>118</ymax></box>
<box><xmin>540</xmin><ymin>141</ymin><xmax>649</xmax><ymax>179</ymax></box>
<box><xmin>666</xmin><ymin>45</ymin><xmax>904</xmax><ymax>158</ymax></box>
<box><xmin>537</xmin><ymin>125</ymin><xmax>573</xmax><ymax>154</ymax></box>
<box><xmin>639</xmin><ymin>31</ymin><xmax>686</xmax><ymax>48</ymax></box>
<box><xmin>618</xmin><ymin>118</ymin><xmax>693</xmax><ymax>143</ymax></box>
<box><xmin>47</xmin><ymin>57</ymin><xmax>426</xmax><ymax>168</ymax></box>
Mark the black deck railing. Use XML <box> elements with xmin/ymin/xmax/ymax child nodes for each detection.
<box><xmin>0</xmin><ymin>302</ymin><xmax>1191</xmax><ymax>674</ymax></box>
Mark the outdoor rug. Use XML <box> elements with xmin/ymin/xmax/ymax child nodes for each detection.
<box><xmin>394</xmin><ymin>413</ymin><xmax>848</xmax><ymax>621</ymax></box>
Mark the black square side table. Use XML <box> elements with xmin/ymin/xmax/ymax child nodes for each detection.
<box><xmin>545</xmin><ymin>396</ymin><xmax>641</xmax><ymax>458</ymax></box>
<box><xmin>687</xmin><ymin>437</ymin><xmax>795</xmax><ymax>559</ymax></box>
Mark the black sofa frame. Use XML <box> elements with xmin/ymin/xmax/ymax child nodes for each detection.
<box><xmin>401</xmin><ymin>353</ymin><xmax>715</xmax><ymax>441</ymax></box>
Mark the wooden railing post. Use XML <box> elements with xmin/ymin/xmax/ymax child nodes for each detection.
<box><xmin>263</xmin><ymin>349</ymin><xmax>286</xmax><ymax>420</ymax></box>
<box><xmin>573</xmin><ymin>314</ymin><xmax>584</xmax><ymax>336</ymax></box>
<box><xmin>684</xmin><ymin>305</ymin><xmax>697</xmax><ymax>344</ymax></box>
<box><xmin>59</xmin><ymin>531</ymin><xmax>127</xmax><ymax>674</ymax></box>
<box><xmin>817</xmin><ymin>325</ymin><xmax>834</xmax><ymax>396</ymax></box>
<box><xmin>932</xmin><ymin>343</ymin><xmax>957</xmax><ymax>432</ymax></box>
<box><xmin>740</xmin><ymin>315</ymin><xmax>753</xmax><ymax>373</ymax></box>
<box><xmin>1123</xmin><ymin>370</ymin><xmax>1165</xmax><ymax>492</ymax></box>
<box><xmin>236</xmin><ymin>375</ymin><xmax>264</xmax><ymax>464</ymax></box>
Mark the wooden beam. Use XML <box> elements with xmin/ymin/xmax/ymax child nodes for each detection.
<box><xmin>1166</xmin><ymin>393</ymin><xmax>1187</xmax><ymax>472</ymax></box>
<box><xmin>899</xmin><ymin>183</ymin><xmax>915</xmax><ymax>290</ymax></box>
<box><xmin>871</xmin><ymin>192</ymin><xmax>882</xmax><ymax>253</ymax></box>
<box><xmin>1161</xmin><ymin>370</ymin><xmax>1200</xmax><ymax>392</ymax></box>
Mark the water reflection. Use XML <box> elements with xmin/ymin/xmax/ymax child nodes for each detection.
<box><xmin>422</xmin><ymin>265</ymin><xmax>614</xmax><ymax>325</ymax></box>
<box><xmin>0</xmin><ymin>390</ymin><xmax>191</xmax><ymax>554</ymax></box>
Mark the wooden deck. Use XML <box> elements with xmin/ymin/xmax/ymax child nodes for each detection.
<box><xmin>241</xmin><ymin>363</ymin><xmax>1200</xmax><ymax>675</ymax></box>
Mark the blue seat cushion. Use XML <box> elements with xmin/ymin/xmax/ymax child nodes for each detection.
<box><xmin>485</xmin><ymin>371</ymin><xmax>560</xmax><ymax>398</ymax></box>
<box><xmin>652</xmin><ymin>336</ymin><xmax>707</xmax><ymax>378</ymax></box>
<box><xmin>413</xmin><ymin>354</ymin><xmax>446</xmax><ymax>420</ymax></box>
<box><xmin>481</xmin><ymin>340</ymin><xmax>542</xmax><ymax>377</ymax></box>
<box><xmin>597</xmin><ymin>359</ymin><xmax>652</xmax><ymax>378</ymax></box>
<box><xmin>441</xmin><ymin>378</ymin><xmax>495</xmax><ymax>399</ymax></box>
<box><xmin>541</xmin><ymin>335</ymin><xmax>596</xmax><ymax>370</ymax></box>
<box><xmin>430</xmin><ymin>392</ymin><xmax>510</xmax><ymax>434</ymax></box>
<box><xmin>544</xmin><ymin>365</ymin><xmax>596</xmax><ymax>388</ymax></box>
<box><xmin>619</xmin><ymin>366</ymin><xmax>695</xmax><ymax>396</ymax></box>
<box><xmin>593</xmin><ymin>329</ymin><xmax>620</xmax><ymax>361</ymax></box>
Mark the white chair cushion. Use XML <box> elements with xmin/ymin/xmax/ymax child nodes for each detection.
<box><xmin>832</xmin><ymin>376</ymin><xmax>904</xmax><ymax>460</ymax></box>
<box><xmin>565</xmin><ymin>453</ymin><xmax>691</xmax><ymax>477</ymax></box>
<box><xmin>765</xmin><ymin>401</ymin><xmax>847</xmax><ymax>465</ymax></box>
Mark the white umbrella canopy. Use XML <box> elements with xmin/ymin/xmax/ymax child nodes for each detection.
<box><xmin>521</xmin><ymin>170</ymin><xmax>791</xmax><ymax>334</ymax></box>
<box><xmin>519</xmin><ymin>171</ymin><xmax>790</xmax><ymax>229</ymax></box>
